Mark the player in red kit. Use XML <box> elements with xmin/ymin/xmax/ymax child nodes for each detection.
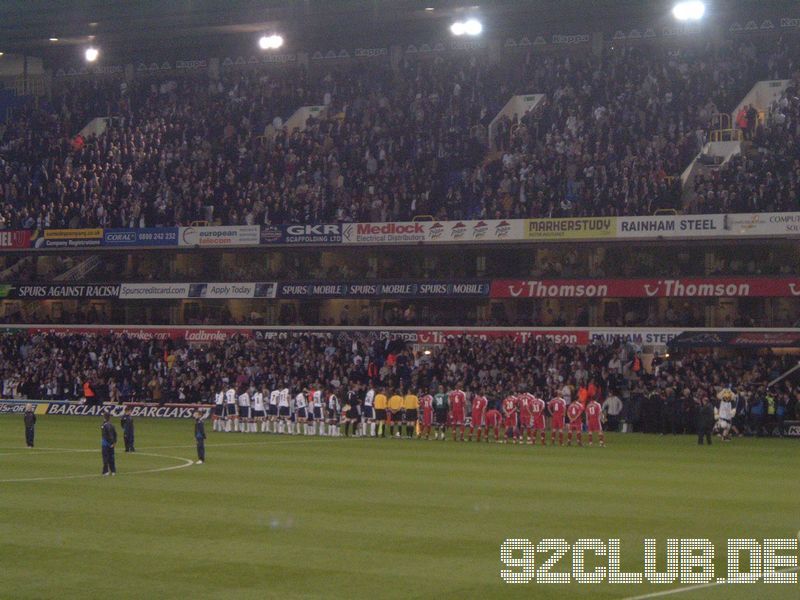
<box><xmin>419</xmin><ymin>393</ymin><xmax>434</xmax><ymax>440</ymax></box>
<box><xmin>567</xmin><ymin>399</ymin><xmax>585</xmax><ymax>446</ymax></box>
<box><xmin>469</xmin><ymin>391</ymin><xmax>488</xmax><ymax>442</ymax></box>
<box><xmin>530</xmin><ymin>393</ymin><xmax>547</xmax><ymax>445</ymax></box>
<box><xmin>585</xmin><ymin>398</ymin><xmax>605</xmax><ymax>446</ymax></box>
<box><xmin>548</xmin><ymin>394</ymin><xmax>567</xmax><ymax>446</ymax></box>
<box><xmin>502</xmin><ymin>394</ymin><xmax>518</xmax><ymax>443</ymax></box>
<box><xmin>449</xmin><ymin>386</ymin><xmax>467</xmax><ymax>441</ymax></box>
<box><xmin>517</xmin><ymin>391</ymin><xmax>534</xmax><ymax>444</ymax></box>
<box><xmin>484</xmin><ymin>408</ymin><xmax>502</xmax><ymax>442</ymax></box>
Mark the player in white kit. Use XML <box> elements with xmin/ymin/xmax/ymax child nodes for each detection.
<box><xmin>252</xmin><ymin>387</ymin><xmax>266</xmax><ymax>432</ymax></box>
<box><xmin>326</xmin><ymin>389</ymin><xmax>341</xmax><ymax>436</ymax></box>
<box><xmin>213</xmin><ymin>388</ymin><xmax>225</xmax><ymax>431</ymax></box>
<box><xmin>225</xmin><ymin>386</ymin><xmax>237</xmax><ymax>432</ymax></box>
<box><xmin>311</xmin><ymin>387</ymin><xmax>325</xmax><ymax>435</ymax></box>
<box><xmin>295</xmin><ymin>388</ymin><xmax>309</xmax><ymax>435</ymax></box>
<box><xmin>361</xmin><ymin>385</ymin><xmax>376</xmax><ymax>437</ymax></box>
<box><xmin>268</xmin><ymin>386</ymin><xmax>280</xmax><ymax>433</ymax></box>
<box><xmin>237</xmin><ymin>388</ymin><xmax>251</xmax><ymax>433</ymax></box>
<box><xmin>277</xmin><ymin>385</ymin><xmax>291</xmax><ymax>434</ymax></box>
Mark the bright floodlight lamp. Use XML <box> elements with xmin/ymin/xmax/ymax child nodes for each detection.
<box><xmin>451</xmin><ymin>18</ymin><xmax>482</xmax><ymax>36</ymax></box>
<box><xmin>463</xmin><ymin>18</ymin><xmax>482</xmax><ymax>36</ymax></box>
<box><xmin>450</xmin><ymin>21</ymin><xmax>465</xmax><ymax>36</ymax></box>
<box><xmin>259</xmin><ymin>34</ymin><xmax>284</xmax><ymax>50</ymax></box>
<box><xmin>672</xmin><ymin>1</ymin><xmax>706</xmax><ymax>21</ymax></box>
<box><xmin>84</xmin><ymin>47</ymin><xmax>99</xmax><ymax>62</ymax></box>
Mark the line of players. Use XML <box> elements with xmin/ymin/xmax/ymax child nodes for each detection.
<box><xmin>211</xmin><ymin>383</ymin><xmax>605</xmax><ymax>446</ymax></box>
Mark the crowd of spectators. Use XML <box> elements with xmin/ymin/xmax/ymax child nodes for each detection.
<box><xmin>1</xmin><ymin>331</ymin><xmax>796</xmax><ymax>434</ymax></box>
<box><xmin>691</xmin><ymin>73</ymin><xmax>800</xmax><ymax>213</ymax></box>
<box><xmin>1</xmin><ymin>36</ymin><xmax>798</xmax><ymax>230</ymax></box>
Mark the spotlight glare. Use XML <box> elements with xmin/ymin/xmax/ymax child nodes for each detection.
<box><xmin>259</xmin><ymin>34</ymin><xmax>284</xmax><ymax>50</ymax></box>
<box><xmin>49</xmin><ymin>37</ymin><xmax>59</xmax><ymax>42</ymax></box>
<box><xmin>464</xmin><ymin>18</ymin><xmax>482</xmax><ymax>36</ymax></box>
<box><xmin>672</xmin><ymin>1</ymin><xmax>706</xmax><ymax>21</ymax></box>
<box><xmin>84</xmin><ymin>47</ymin><xmax>99</xmax><ymax>62</ymax></box>
<box><xmin>450</xmin><ymin>21</ymin><xmax>465</xmax><ymax>36</ymax></box>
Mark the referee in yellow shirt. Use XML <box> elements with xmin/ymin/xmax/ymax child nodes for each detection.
<box><xmin>403</xmin><ymin>389</ymin><xmax>419</xmax><ymax>439</ymax></box>
<box><xmin>388</xmin><ymin>389</ymin><xmax>404</xmax><ymax>438</ymax></box>
<box><xmin>374</xmin><ymin>387</ymin><xmax>388</xmax><ymax>438</ymax></box>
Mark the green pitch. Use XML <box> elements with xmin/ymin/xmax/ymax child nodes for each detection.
<box><xmin>0</xmin><ymin>416</ymin><xmax>797</xmax><ymax>600</ymax></box>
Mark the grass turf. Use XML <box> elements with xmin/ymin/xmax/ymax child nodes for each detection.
<box><xmin>0</xmin><ymin>415</ymin><xmax>797</xmax><ymax>599</ymax></box>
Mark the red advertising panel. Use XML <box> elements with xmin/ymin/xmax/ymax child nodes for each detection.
<box><xmin>0</xmin><ymin>230</ymin><xmax>32</xmax><ymax>249</ymax></box>
<box><xmin>490</xmin><ymin>278</ymin><xmax>800</xmax><ymax>298</ymax></box>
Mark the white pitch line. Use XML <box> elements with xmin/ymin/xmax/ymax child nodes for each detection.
<box><xmin>621</xmin><ymin>566</ymin><xmax>800</xmax><ymax>600</ymax></box>
<box><xmin>0</xmin><ymin>452</ymin><xmax>195</xmax><ymax>483</ymax></box>
<box><xmin>143</xmin><ymin>436</ymin><xmax>356</xmax><ymax>451</ymax></box>
<box><xmin>0</xmin><ymin>436</ymin><xmax>357</xmax><ymax>454</ymax></box>
<box><xmin>0</xmin><ymin>448</ymin><xmax>95</xmax><ymax>456</ymax></box>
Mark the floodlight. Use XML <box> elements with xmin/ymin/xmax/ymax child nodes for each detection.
<box><xmin>259</xmin><ymin>34</ymin><xmax>284</xmax><ymax>50</ymax></box>
<box><xmin>450</xmin><ymin>21</ymin><xmax>465</xmax><ymax>36</ymax></box>
<box><xmin>672</xmin><ymin>1</ymin><xmax>706</xmax><ymax>21</ymax></box>
<box><xmin>464</xmin><ymin>19</ymin><xmax>482</xmax><ymax>35</ymax></box>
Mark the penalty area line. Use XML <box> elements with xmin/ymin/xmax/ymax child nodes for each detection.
<box><xmin>0</xmin><ymin>452</ymin><xmax>195</xmax><ymax>483</ymax></box>
<box><xmin>621</xmin><ymin>566</ymin><xmax>800</xmax><ymax>599</ymax></box>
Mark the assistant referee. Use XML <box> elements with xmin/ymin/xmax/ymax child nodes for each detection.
<box><xmin>374</xmin><ymin>388</ymin><xmax>388</xmax><ymax>437</ymax></box>
<box><xmin>403</xmin><ymin>389</ymin><xmax>419</xmax><ymax>439</ymax></box>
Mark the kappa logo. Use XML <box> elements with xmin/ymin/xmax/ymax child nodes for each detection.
<box><xmin>787</xmin><ymin>425</ymin><xmax>800</xmax><ymax>437</ymax></box>
<box><xmin>682</xmin><ymin>333</ymin><xmax>724</xmax><ymax>344</ymax></box>
<box><xmin>644</xmin><ymin>282</ymin><xmax>662</xmax><ymax>297</ymax></box>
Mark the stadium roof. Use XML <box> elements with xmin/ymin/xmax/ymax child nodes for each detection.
<box><xmin>1</xmin><ymin>0</ymin><xmax>796</xmax><ymax>63</ymax></box>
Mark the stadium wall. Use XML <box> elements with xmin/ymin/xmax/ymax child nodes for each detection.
<box><xmin>2</xmin><ymin>213</ymin><xmax>798</xmax><ymax>253</ymax></box>
<box><xmin>3</xmin><ymin>324</ymin><xmax>800</xmax><ymax>350</ymax></box>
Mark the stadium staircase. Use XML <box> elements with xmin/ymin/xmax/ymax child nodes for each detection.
<box><xmin>53</xmin><ymin>255</ymin><xmax>102</xmax><ymax>282</ymax></box>
<box><xmin>0</xmin><ymin>256</ymin><xmax>32</xmax><ymax>281</ymax></box>
<box><xmin>488</xmin><ymin>93</ymin><xmax>545</xmax><ymax>151</ymax></box>
<box><xmin>284</xmin><ymin>105</ymin><xmax>327</xmax><ymax>132</ymax></box>
<box><xmin>678</xmin><ymin>79</ymin><xmax>789</xmax><ymax>211</ymax></box>
<box><xmin>77</xmin><ymin>117</ymin><xmax>111</xmax><ymax>140</ymax></box>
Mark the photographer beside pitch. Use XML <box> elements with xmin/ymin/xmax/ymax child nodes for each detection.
<box><xmin>23</xmin><ymin>403</ymin><xmax>36</xmax><ymax>448</ymax></box>
<box><xmin>121</xmin><ymin>406</ymin><xmax>135</xmax><ymax>452</ymax></box>
<box><xmin>101</xmin><ymin>411</ymin><xmax>118</xmax><ymax>476</ymax></box>
<box><xmin>194</xmin><ymin>410</ymin><xmax>206</xmax><ymax>464</ymax></box>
